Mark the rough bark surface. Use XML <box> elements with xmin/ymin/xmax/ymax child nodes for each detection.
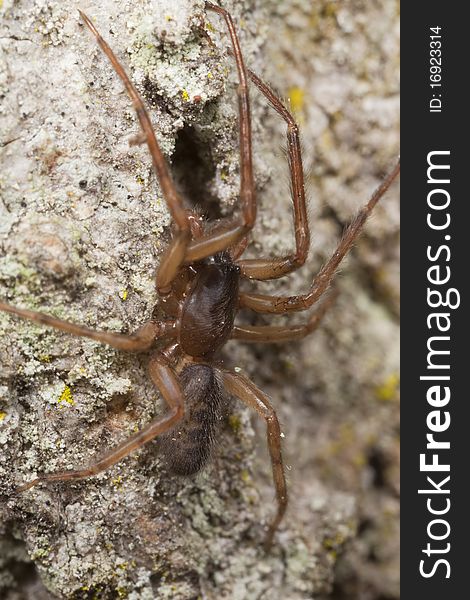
<box><xmin>0</xmin><ymin>0</ymin><xmax>399</xmax><ymax>598</ymax></box>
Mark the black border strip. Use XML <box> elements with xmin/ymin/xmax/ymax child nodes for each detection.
<box><xmin>401</xmin><ymin>3</ymin><xmax>467</xmax><ymax>597</ymax></box>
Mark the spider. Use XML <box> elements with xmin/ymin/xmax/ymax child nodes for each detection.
<box><xmin>0</xmin><ymin>4</ymin><xmax>400</xmax><ymax>548</ymax></box>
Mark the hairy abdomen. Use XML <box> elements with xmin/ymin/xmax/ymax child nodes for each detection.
<box><xmin>159</xmin><ymin>364</ymin><xmax>224</xmax><ymax>476</ymax></box>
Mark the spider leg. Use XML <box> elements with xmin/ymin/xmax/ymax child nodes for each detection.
<box><xmin>236</xmin><ymin>69</ymin><xmax>310</xmax><ymax>278</ymax></box>
<box><xmin>239</xmin><ymin>159</ymin><xmax>400</xmax><ymax>314</ymax></box>
<box><xmin>0</xmin><ymin>301</ymin><xmax>175</xmax><ymax>351</ymax></box>
<box><xmin>221</xmin><ymin>369</ymin><xmax>287</xmax><ymax>549</ymax></box>
<box><xmin>229</xmin><ymin>234</ymin><xmax>250</xmax><ymax>261</ymax></box>
<box><xmin>232</xmin><ymin>289</ymin><xmax>337</xmax><ymax>342</ymax></box>
<box><xmin>79</xmin><ymin>12</ymin><xmax>191</xmax><ymax>292</ymax></box>
<box><xmin>17</xmin><ymin>352</ymin><xmax>184</xmax><ymax>492</ymax></box>
<box><xmin>181</xmin><ymin>2</ymin><xmax>257</xmax><ymax>264</ymax></box>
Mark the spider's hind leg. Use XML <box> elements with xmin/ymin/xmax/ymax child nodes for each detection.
<box><xmin>221</xmin><ymin>368</ymin><xmax>287</xmax><ymax>549</ymax></box>
<box><xmin>17</xmin><ymin>352</ymin><xmax>185</xmax><ymax>492</ymax></box>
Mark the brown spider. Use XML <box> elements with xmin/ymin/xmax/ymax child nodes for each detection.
<box><xmin>0</xmin><ymin>4</ymin><xmax>399</xmax><ymax>547</ymax></box>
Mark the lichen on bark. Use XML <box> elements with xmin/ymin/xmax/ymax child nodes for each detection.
<box><xmin>1</xmin><ymin>1</ymin><xmax>399</xmax><ymax>598</ymax></box>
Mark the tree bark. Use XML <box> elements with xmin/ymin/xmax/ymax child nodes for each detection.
<box><xmin>0</xmin><ymin>1</ymin><xmax>399</xmax><ymax>598</ymax></box>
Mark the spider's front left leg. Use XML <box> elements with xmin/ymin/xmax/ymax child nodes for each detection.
<box><xmin>79</xmin><ymin>12</ymin><xmax>191</xmax><ymax>293</ymax></box>
<box><xmin>17</xmin><ymin>352</ymin><xmax>184</xmax><ymax>492</ymax></box>
<box><xmin>82</xmin><ymin>8</ymin><xmax>256</xmax><ymax>289</ymax></box>
<box><xmin>239</xmin><ymin>159</ymin><xmax>400</xmax><ymax>314</ymax></box>
<box><xmin>221</xmin><ymin>369</ymin><xmax>287</xmax><ymax>549</ymax></box>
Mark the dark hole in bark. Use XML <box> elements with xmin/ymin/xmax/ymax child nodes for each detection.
<box><xmin>368</xmin><ymin>447</ymin><xmax>388</xmax><ymax>489</ymax></box>
<box><xmin>0</xmin><ymin>533</ymin><xmax>52</xmax><ymax>599</ymax></box>
<box><xmin>172</xmin><ymin>126</ymin><xmax>221</xmax><ymax>220</ymax></box>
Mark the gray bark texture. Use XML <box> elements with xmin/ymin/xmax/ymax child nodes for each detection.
<box><xmin>0</xmin><ymin>0</ymin><xmax>399</xmax><ymax>598</ymax></box>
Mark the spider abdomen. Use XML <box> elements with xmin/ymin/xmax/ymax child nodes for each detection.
<box><xmin>159</xmin><ymin>363</ymin><xmax>224</xmax><ymax>476</ymax></box>
<box><xmin>179</xmin><ymin>255</ymin><xmax>240</xmax><ymax>358</ymax></box>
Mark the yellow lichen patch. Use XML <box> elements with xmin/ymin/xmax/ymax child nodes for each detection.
<box><xmin>58</xmin><ymin>385</ymin><xmax>75</xmax><ymax>407</ymax></box>
<box><xmin>327</xmin><ymin>549</ymin><xmax>337</xmax><ymax>561</ymax></box>
<box><xmin>112</xmin><ymin>475</ymin><xmax>123</xmax><ymax>489</ymax></box>
<box><xmin>323</xmin><ymin>2</ymin><xmax>339</xmax><ymax>18</ymax></box>
<box><xmin>205</xmin><ymin>21</ymin><xmax>215</xmax><ymax>33</ymax></box>
<box><xmin>181</xmin><ymin>89</ymin><xmax>190</xmax><ymax>102</ymax></box>
<box><xmin>323</xmin><ymin>531</ymin><xmax>345</xmax><ymax>550</ymax></box>
<box><xmin>0</xmin><ymin>411</ymin><xmax>7</xmax><ymax>423</ymax></box>
<box><xmin>228</xmin><ymin>413</ymin><xmax>241</xmax><ymax>434</ymax></box>
<box><xmin>308</xmin><ymin>13</ymin><xmax>320</xmax><ymax>29</ymax></box>
<box><xmin>207</xmin><ymin>71</ymin><xmax>213</xmax><ymax>80</ymax></box>
<box><xmin>375</xmin><ymin>373</ymin><xmax>400</xmax><ymax>402</ymax></box>
<box><xmin>288</xmin><ymin>86</ymin><xmax>305</xmax><ymax>115</ymax></box>
<box><xmin>135</xmin><ymin>174</ymin><xmax>145</xmax><ymax>185</ymax></box>
<box><xmin>352</xmin><ymin>452</ymin><xmax>366</xmax><ymax>467</ymax></box>
<box><xmin>119</xmin><ymin>288</ymin><xmax>128</xmax><ymax>301</ymax></box>
<box><xmin>240</xmin><ymin>469</ymin><xmax>251</xmax><ymax>483</ymax></box>
<box><xmin>38</xmin><ymin>354</ymin><xmax>51</xmax><ymax>363</ymax></box>
<box><xmin>31</xmin><ymin>546</ymin><xmax>50</xmax><ymax>560</ymax></box>
<box><xmin>282</xmin><ymin>357</ymin><xmax>295</xmax><ymax>371</ymax></box>
<box><xmin>165</xmin><ymin>15</ymin><xmax>173</xmax><ymax>22</ymax></box>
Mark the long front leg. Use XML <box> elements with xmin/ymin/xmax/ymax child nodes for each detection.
<box><xmin>79</xmin><ymin>12</ymin><xmax>192</xmax><ymax>293</ymax></box>
<box><xmin>79</xmin><ymin>12</ymin><xmax>189</xmax><ymax>233</ymax></box>
<box><xmin>182</xmin><ymin>2</ymin><xmax>257</xmax><ymax>264</ymax></box>
<box><xmin>221</xmin><ymin>369</ymin><xmax>287</xmax><ymax>549</ymax></box>
<box><xmin>0</xmin><ymin>300</ymin><xmax>175</xmax><ymax>351</ymax></box>
<box><xmin>236</xmin><ymin>69</ymin><xmax>310</xmax><ymax>279</ymax></box>
<box><xmin>17</xmin><ymin>353</ymin><xmax>184</xmax><ymax>492</ymax></box>
<box><xmin>239</xmin><ymin>160</ymin><xmax>400</xmax><ymax>314</ymax></box>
